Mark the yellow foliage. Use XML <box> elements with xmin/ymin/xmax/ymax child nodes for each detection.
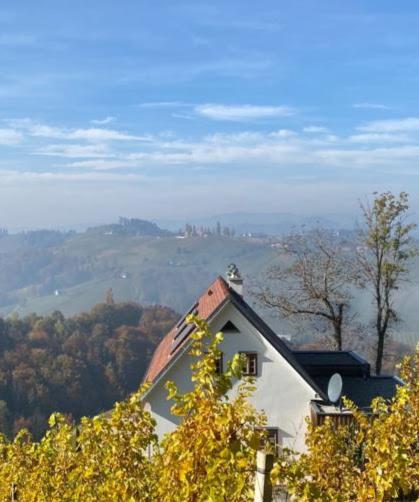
<box><xmin>271</xmin><ymin>344</ymin><xmax>419</xmax><ymax>501</ymax></box>
<box><xmin>0</xmin><ymin>316</ymin><xmax>265</xmax><ymax>501</ymax></box>
<box><xmin>0</xmin><ymin>387</ymin><xmax>157</xmax><ymax>501</ymax></box>
<box><xmin>154</xmin><ymin>315</ymin><xmax>266</xmax><ymax>502</ymax></box>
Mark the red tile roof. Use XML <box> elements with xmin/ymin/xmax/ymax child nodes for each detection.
<box><xmin>144</xmin><ymin>276</ymin><xmax>231</xmax><ymax>383</ymax></box>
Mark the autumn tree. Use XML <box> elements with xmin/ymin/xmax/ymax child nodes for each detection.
<box><xmin>358</xmin><ymin>192</ymin><xmax>417</xmax><ymax>374</ymax></box>
<box><xmin>256</xmin><ymin>229</ymin><xmax>356</xmax><ymax>350</ymax></box>
<box><xmin>271</xmin><ymin>345</ymin><xmax>419</xmax><ymax>501</ymax></box>
<box><xmin>155</xmin><ymin>315</ymin><xmax>266</xmax><ymax>502</ymax></box>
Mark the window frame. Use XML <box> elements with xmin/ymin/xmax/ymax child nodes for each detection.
<box><xmin>239</xmin><ymin>351</ymin><xmax>258</xmax><ymax>376</ymax></box>
<box><xmin>257</xmin><ymin>427</ymin><xmax>280</xmax><ymax>455</ymax></box>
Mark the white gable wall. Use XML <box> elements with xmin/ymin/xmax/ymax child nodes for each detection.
<box><xmin>145</xmin><ymin>301</ymin><xmax>317</xmax><ymax>452</ymax></box>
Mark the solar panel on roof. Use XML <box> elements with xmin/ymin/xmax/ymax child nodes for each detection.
<box><xmin>170</xmin><ymin>323</ymin><xmax>195</xmax><ymax>355</ymax></box>
<box><xmin>174</xmin><ymin>302</ymin><xmax>198</xmax><ymax>334</ymax></box>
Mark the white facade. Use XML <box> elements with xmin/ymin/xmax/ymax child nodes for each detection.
<box><xmin>144</xmin><ymin>300</ymin><xmax>318</xmax><ymax>452</ymax></box>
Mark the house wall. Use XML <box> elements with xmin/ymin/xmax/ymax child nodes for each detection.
<box><xmin>145</xmin><ymin>301</ymin><xmax>317</xmax><ymax>452</ymax></box>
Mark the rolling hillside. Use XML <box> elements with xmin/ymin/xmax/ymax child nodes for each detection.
<box><xmin>0</xmin><ymin>226</ymin><xmax>418</xmax><ymax>349</ymax></box>
<box><xmin>0</xmin><ymin>230</ymin><xmax>278</xmax><ymax>317</ymax></box>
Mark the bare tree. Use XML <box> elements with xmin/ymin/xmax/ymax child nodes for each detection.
<box><xmin>255</xmin><ymin>229</ymin><xmax>356</xmax><ymax>350</ymax></box>
<box><xmin>357</xmin><ymin>191</ymin><xmax>417</xmax><ymax>375</ymax></box>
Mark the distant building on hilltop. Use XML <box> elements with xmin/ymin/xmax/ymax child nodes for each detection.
<box><xmin>143</xmin><ymin>266</ymin><xmax>401</xmax><ymax>452</ymax></box>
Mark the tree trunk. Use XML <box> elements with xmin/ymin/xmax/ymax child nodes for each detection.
<box><xmin>332</xmin><ymin>306</ymin><xmax>343</xmax><ymax>351</ymax></box>
<box><xmin>375</xmin><ymin>331</ymin><xmax>384</xmax><ymax>375</ymax></box>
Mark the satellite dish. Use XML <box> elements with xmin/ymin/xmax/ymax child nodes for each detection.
<box><xmin>327</xmin><ymin>373</ymin><xmax>343</xmax><ymax>403</ymax></box>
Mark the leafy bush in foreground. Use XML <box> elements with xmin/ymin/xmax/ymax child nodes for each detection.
<box><xmin>0</xmin><ymin>317</ymin><xmax>264</xmax><ymax>501</ymax></box>
<box><xmin>271</xmin><ymin>345</ymin><xmax>419</xmax><ymax>501</ymax></box>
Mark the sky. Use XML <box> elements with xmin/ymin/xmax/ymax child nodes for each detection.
<box><xmin>2</xmin><ymin>1</ymin><xmax>419</xmax><ymax>228</ymax></box>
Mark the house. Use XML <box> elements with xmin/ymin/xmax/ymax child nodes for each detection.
<box><xmin>143</xmin><ymin>265</ymin><xmax>401</xmax><ymax>452</ymax></box>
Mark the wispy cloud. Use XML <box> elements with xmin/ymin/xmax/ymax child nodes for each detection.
<box><xmin>194</xmin><ymin>104</ymin><xmax>296</xmax><ymax>121</ymax></box>
<box><xmin>5</xmin><ymin>115</ymin><xmax>419</xmax><ymax>178</ymax></box>
<box><xmin>358</xmin><ymin>117</ymin><xmax>419</xmax><ymax>132</ymax></box>
<box><xmin>0</xmin><ymin>169</ymin><xmax>147</xmax><ymax>183</ymax></box>
<box><xmin>115</xmin><ymin>128</ymin><xmax>419</xmax><ymax>171</ymax></box>
<box><xmin>348</xmin><ymin>133</ymin><xmax>409</xmax><ymax>143</ymax></box>
<box><xmin>90</xmin><ymin>116</ymin><xmax>115</xmax><ymax>125</ymax></box>
<box><xmin>0</xmin><ymin>129</ymin><xmax>23</xmax><ymax>145</ymax></box>
<box><xmin>353</xmin><ymin>103</ymin><xmax>389</xmax><ymax>110</ymax></box>
<box><xmin>66</xmin><ymin>159</ymin><xmax>139</xmax><ymax>170</ymax></box>
<box><xmin>35</xmin><ymin>143</ymin><xmax>113</xmax><ymax>159</ymax></box>
<box><xmin>8</xmin><ymin>119</ymin><xmax>150</xmax><ymax>142</ymax></box>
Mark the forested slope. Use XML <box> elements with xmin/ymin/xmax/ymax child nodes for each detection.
<box><xmin>0</xmin><ymin>299</ymin><xmax>178</xmax><ymax>438</ymax></box>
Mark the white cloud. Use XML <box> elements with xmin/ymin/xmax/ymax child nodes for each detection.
<box><xmin>358</xmin><ymin>117</ymin><xmax>419</xmax><ymax>133</ymax></box>
<box><xmin>349</xmin><ymin>133</ymin><xmax>410</xmax><ymax>143</ymax></box>
<box><xmin>35</xmin><ymin>143</ymin><xmax>113</xmax><ymax>158</ymax></box>
<box><xmin>69</xmin><ymin>128</ymin><xmax>150</xmax><ymax>141</ymax></box>
<box><xmin>8</xmin><ymin>119</ymin><xmax>149</xmax><ymax>142</ymax></box>
<box><xmin>317</xmin><ymin>145</ymin><xmax>419</xmax><ymax>167</ymax></box>
<box><xmin>90</xmin><ymin>116</ymin><xmax>115</xmax><ymax>125</ymax></box>
<box><xmin>194</xmin><ymin>104</ymin><xmax>296</xmax><ymax>121</ymax></box>
<box><xmin>353</xmin><ymin>103</ymin><xmax>389</xmax><ymax>110</ymax></box>
<box><xmin>120</xmin><ymin>128</ymin><xmax>419</xmax><ymax>171</ymax></box>
<box><xmin>0</xmin><ymin>129</ymin><xmax>23</xmax><ymax>145</ymax></box>
<box><xmin>0</xmin><ymin>169</ymin><xmax>147</xmax><ymax>183</ymax></box>
<box><xmin>5</xmin><ymin>116</ymin><xmax>419</xmax><ymax>176</ymax></box>
<box><xmin>303</xmin><ymin>126</ymin><xmax>329</xmax><ymax>133</ymax></box>
<box><xmin>66</xmin><ymin>159</ymin><xmax>139</xmax><ymax>170</ymax></box>
<box><xmin>269</xmin><ymin>129</ymin><xmax>297</xmax><ymax>138</ymax></box>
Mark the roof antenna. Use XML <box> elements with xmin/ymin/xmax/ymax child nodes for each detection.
<box><xmin>226</xmin><ymin>263</ymin><xmax>243</xmax><ymax>296</ymax></box>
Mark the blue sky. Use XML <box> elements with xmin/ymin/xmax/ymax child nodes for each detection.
<box><xmin>2</xmin><ymin>1</ymin><xmax>419</xmax><ymax>228</ymax></box>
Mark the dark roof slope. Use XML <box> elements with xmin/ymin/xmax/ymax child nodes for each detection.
<box><xmin>226</xmin><ymin>288</ymin><xmax>327</xmax><ymax>399</ymax></box>
<box><xmin>313</xmin><ymin>375</ymin><xmax>401</xmax><ymax>408</ymax></box>
<box><xmin>294</xmin><ymin>351</ymin><xmax>370</xmax><ymax>377</ymax></box>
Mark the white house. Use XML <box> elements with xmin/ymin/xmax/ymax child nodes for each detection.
<box><xmin>143</xmin><ymin>266</ymin><xmax>399</xmax><ymax>452</ymax></box>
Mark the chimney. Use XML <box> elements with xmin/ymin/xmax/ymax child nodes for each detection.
<box><xmin>226</xmin><ymin>263</ymin><xmax>243</xmax><ymax>296</ymax></box>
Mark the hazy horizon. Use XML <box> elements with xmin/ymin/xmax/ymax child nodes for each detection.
<box><xmin>2</xmin><ymin>1</ymin><xmax>419</xmax><ymax>228</ymax></box>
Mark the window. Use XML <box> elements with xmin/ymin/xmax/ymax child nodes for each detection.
<box><xmin>265</xmin><ymin>428</ymin><xmax>278</xmax><ymax>448</ymax></box>
<box><xmin>256</xmin><ymin>427</ymin><xmax>280</xmax><ymax>454</ymax></box>
<box><xmin>240</xmin><ymin>352</ymin><xmax>258</xmax><ymax>376</ymax></box>
<box><xmin>215</xmin><ymin>353</ymin><xmax>223</xmax><ymax>375</ymax></box>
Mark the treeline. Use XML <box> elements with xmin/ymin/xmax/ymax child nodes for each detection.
<box><xmin>181</xmin><ymin>221</ymin><xmax>236</xmax><ymax>238</ymax></box>
<box><xmin>0</xmin><ymin>298</ymin><xmax>178</xmax><ymax>438</ymax></box>
<box><xmin>87</xmin><ymin>217</ymin><xmax>172</xmax><ymax>237</ymax></box>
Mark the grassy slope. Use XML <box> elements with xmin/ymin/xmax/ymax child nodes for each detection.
<box><xmin>1</xmin><ymin>232</ymin><xmax>417</xmax><ymax>348</ymax></box>
<box><xmin>2</xmin><ymin>234</ymin><xmax>278</xmax><ymax>317</ymax></box>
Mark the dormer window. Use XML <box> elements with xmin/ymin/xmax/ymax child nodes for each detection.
<box><xmin>240</xmin><ymin>352</ymin><xmax>258</xmax><ymax>376</ymax></box>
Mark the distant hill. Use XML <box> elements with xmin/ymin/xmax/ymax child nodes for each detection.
<box><xmin>0</xmin><ymin>221</ymin><xmax>417</xmax><ymax>351</ymax></box>
<box><xmin>0</xmin><ymin>227</ymin><xmax>278</xmax><ymax>317</ymax></box>
<box><xmin>87</xmin><ymin>217</ymin><xmax>172</xmax><ymax>237</ymax></box>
